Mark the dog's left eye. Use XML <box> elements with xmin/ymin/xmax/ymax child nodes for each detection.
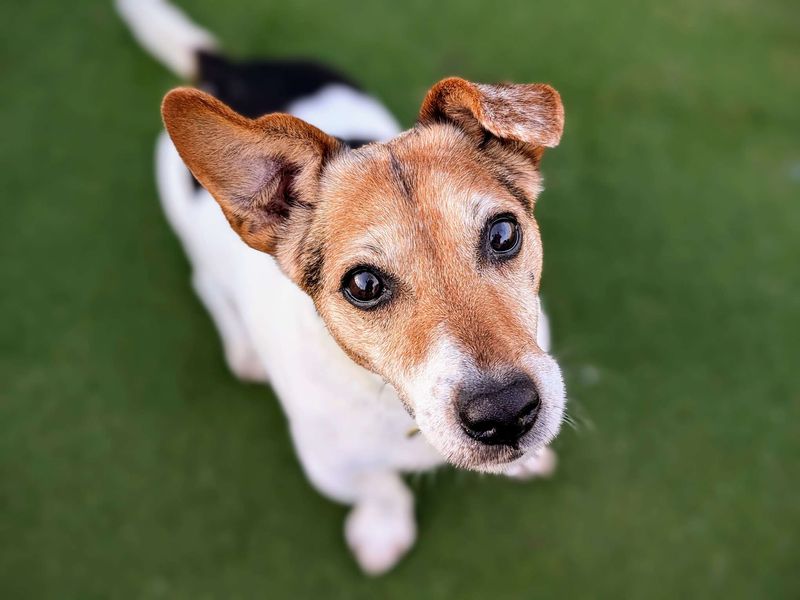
<box><xmin>342</xmin><ymin>268</ymin><xmax>386</xmax><ymax>309</ymax></box>
<box><xmin>485</xmin><ymin>215</ymin><xmax>522</xmax><ymax>259</ymax></box>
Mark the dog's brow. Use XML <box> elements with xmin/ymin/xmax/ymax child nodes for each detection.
<box><xmin>388</xmin><ymin>149</ymin><xmax>413</xmax><ymax>203</ymax></box>
<box><xmin>470</xmin><ymin>195</ymin><xmax>485</xmax><ymax>220</ymax></box>
<box><xmin>469</xmin><ymin>194</ymin><xmax>507</xmax><ymax>226</ymax></box>
<box><xmin>494</xmin><ymin>169</ymin><xmax>532</xmax><ymax>212</ymax></box>
<box><xmin>359</xmin><ymin>221</ymin><xmax>401</xmax><ymax>256</ymax></box>
<box><xmin>362</xmin><ymin>242</ymin><xmax>388</xmax><ymax>261</ymax></box>
<box><xmin>340</xmin><ymin>239</ymin><xmax>389</xmax><ymax>271</ymax></box>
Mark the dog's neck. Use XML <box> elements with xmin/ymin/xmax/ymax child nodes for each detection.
<box><xmin>294</xmin><ymin>277</ymin><xmax>391</xmax><ymax>399</ymax></box>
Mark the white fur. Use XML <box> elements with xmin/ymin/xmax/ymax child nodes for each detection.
<box><xmin>116</xmin><ymin>0</ymin><xmax>217</xmax><ymax>78</ymax></box>
<box><xmin>287</xmin><ymin>84</ymin><xmax>402</xmax><ymax>142</ymax></box>
<box><xmin>131</xmin><ymin>0</ymin><xmax>564</xmax><ymax>575</ymax></box>
<box><xmin>502</xmin><ymin>446</ymin><xmax>558</xmax><ymax>479</ymax></box>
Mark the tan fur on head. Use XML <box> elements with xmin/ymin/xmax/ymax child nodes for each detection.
<box><xmin>161</xmin><ymin>78</ymin><xmax>566</xmax><ymax>467</ymax></box>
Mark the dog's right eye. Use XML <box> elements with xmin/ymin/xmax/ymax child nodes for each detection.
<box><xmin>342</xmin><ymin>268</ymin><xmax>386</xmax><ymax>309</ymax></box>
<box><xmin>483</xmin><ymin>214</ymin><xmax>522</xmax><ymax>262</ymax></box>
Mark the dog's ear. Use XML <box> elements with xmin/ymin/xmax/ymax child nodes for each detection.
<box><xmin>161</xmin><ymin>87</ymin><xmax>342</xmax><ymax>257</ymax></box>
<box><xmin>418</xmin><ymin>77</ymin><xmax>564</xmax><ymax>159</ymax></box>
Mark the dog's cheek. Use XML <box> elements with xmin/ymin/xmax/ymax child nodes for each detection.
<box><xmin>321</xmin><ymin>311</ymin><xmax>377</xmax><ymax>371</ymax></box>
<box><xmin>509</xmin><ymin>255</ymin><xmax>544</xmax><ymax>347</ymax></box>
<box><xmin>330</xmin><ymin>290</ymin><xmax>439</xmax><ymax>388</ymax></box>
<box><xmin>314</xmin><ymin>297</ymin><xmax>397</xmax><ymax>376</ymax></box>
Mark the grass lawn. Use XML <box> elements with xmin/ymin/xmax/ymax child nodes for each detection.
<box><xmin>2</xmin><ymin>0</ymin><xmax>799</xmax><ymax>597</ymax></box>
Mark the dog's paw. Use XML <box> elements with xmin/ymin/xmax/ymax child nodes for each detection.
<box><xmin>223</xmin><ymin>342</ymin><xmax>268</xmax><ymax>383</ymax></box>
<box><xmin>345</xmin><ymin>498</ymin><xmax>416</xmax><ymax>575</ymax></box>
<box><xmin>502</xmin><ymin>447</ymin><xmax>558</xmax><ymax>480</ymax></box>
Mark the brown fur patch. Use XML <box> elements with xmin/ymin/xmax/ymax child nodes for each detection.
<box><xmin>418</xmin><ymin>77</ymin><xmax>564</xmax><ymax>149</ymax></box>
<box><xmin>161</xmin><ymin>78</ymin><xmax>564</xmax><ymax>391</ymax></box>
<box><xmin>161</xmin><ymin>87</ymin><xmax>343</xmax><ymax>269</ymax></box>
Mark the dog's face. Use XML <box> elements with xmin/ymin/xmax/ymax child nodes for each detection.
<box><xmin>162</xmin><ymin>78</ymin><xmax>566</xmax><ymax>470</ymax></box>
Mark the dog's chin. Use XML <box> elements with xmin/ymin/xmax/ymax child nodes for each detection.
<box><xmin>417</xmin><ymin>422</ymin><xmax>560</xmax><ymax>473</ymax></box>
<box><xmin>470</xmin><ymin>447</ymin><xmax>537</xmax><ymax>474</ymax></box>
<box><xmin>457</xmin><ymin>446</ymin><xmax>527</xmax><ymax>473</ymax></box>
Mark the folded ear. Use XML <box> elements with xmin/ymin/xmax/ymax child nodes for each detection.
<box><xmin>418</xmin><ymin>77</ymin><xmax>564</xmax><ymax>152</ymax></box>
<box><xmin>161</xmin><ymin>87</ymin><xmax>342</xmax><ymax>256</ymax></box>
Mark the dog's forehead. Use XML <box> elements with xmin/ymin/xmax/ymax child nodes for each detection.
<box><xmin>317</xmin><ymin>126</ymin><xmax>525</xmax><ymax>265</ymax></box>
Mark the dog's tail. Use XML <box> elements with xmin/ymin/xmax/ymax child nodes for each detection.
<box><xmin>115</xmin><ymin>0</ymin><xmax>217</xmax><ymax>79</ymax></box>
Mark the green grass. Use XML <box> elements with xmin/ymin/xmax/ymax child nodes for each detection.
<box><xmin>2</xmin><ymin>0</ymin><xmax>799</xmax><ymax>597</ymax></box>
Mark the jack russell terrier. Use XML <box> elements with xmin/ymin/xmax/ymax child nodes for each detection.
<box><xmin>117</xmin><ymin>0</ymin><xmax>567</xmax><ymax>575</ymax></box>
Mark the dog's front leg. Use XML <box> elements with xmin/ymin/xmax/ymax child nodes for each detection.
<box><xmin>290</xmin><ymin>422</ymin><xmax>420</xmax><ymax>575</ymax></box>
<box><xmin>501</xmin><ymin>447</ymin><xmax>558</xmax><ymax>480</ymax></box>
<box><xmin>344</xmin><ymin>471</ymin><xmax>416</xmax><ymax>576</ymax></box>
<box><xmin>191</xmin><ymin>271</ymin><xmax>268</xmax><ymax>383</ymax></box>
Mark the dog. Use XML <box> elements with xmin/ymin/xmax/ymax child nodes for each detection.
<box><xmin>117</xmin><ymin>0</ymin><xmax>567</xmax><ymax>575</ymax></box>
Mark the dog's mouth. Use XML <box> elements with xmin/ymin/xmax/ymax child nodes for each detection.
<box><xmin>444</xmin><ymin>442</ymin><xmax>527</xmax><ymax>471</ymax></box>
<box><xmin>399</xmin><ymin>340</ymin><xmax>566</xmax><ymax>471</ymax></box>
<box><xmin>475</xmin><ymin>447</ymin><xmax>525</xmax><ymax>467</ymax></box>
<box><xmin>416</xmin><ymin>418</ymin><xmax>547</xmax><ymax>471</ymax></box>
<box><xmin>412</xmin><ymin>389</ymin><xmax>564</xmax><ymax>472</ymax></box>
<box><xmin>402</xmin><ymin>403</ymin><xmax>529</xmax><ymax>466</ymax></box>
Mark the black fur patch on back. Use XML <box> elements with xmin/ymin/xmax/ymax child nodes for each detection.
<box><xmin>196</xmin><ymin>51</ymin><xmax>361</xmax><ymax>119</ymax></box>
<box><xmin>338</xmin><ymin>138</ymin><xmax>374</xmax><ymax>149</ymax></box>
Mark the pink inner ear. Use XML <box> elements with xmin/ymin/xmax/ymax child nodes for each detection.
<box><xmin>231</xmin><ymin>153</ymin><xmax>283</xmax><ymax>208</ymax></box>
<box><xmin>226</xmin><ymin>152</ymin><xmax>297</xmax><ymax>224</ymax></box>
<box><xmin>162</xmin><ymin>87</ymin><xmax>342</xmax><ymax>258</ymax></box>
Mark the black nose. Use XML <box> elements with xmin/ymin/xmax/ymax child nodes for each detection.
<box><xmin>458</xmin><ymin>376</ymin><xmax>540</xmax><ymax>445</ymax></box>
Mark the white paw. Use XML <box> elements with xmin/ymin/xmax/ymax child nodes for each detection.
<box><xmin>345</xmin><ymin>499</ymin><xmax>416</xmax><ymax>575</ymax></box>
<box><xmin>223</xmin><ymin>342</ymin><xmax>268</xmax><ymax>383</ymax></box>
<box><xmin>503</xmin><ymin>447</ymin><xmax>558</xmax><ymax>480</ymax></box>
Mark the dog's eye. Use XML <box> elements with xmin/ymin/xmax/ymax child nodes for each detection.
<box><xmin>486</xmin><ymin>215</ymin><xmax>522</xmax><ymax>258</ymax></box>
<box><xmin>343</xmin><ymin>268</ymin><xmax>385</xmax><ymax>308</ymax></box>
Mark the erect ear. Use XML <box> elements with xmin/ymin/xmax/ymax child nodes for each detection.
<box><xmin>418</xmin><ymin>77</ymin><xmax>564</xmax><ymax>155</ymax></box>
<box><xmin>161</xmin><ymin>87</ymin><xmax>342</xmax><ymax>258</ymax></box>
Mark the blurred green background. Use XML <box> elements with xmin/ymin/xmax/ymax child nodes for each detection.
<box><xmin>2</xmin><ymin>0</ymin><xmax>799</xmax><ymax>597</ymax></box>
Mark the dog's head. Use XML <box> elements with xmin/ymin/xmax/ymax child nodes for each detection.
<box><xmin>162</xmin><ymin>77</ymin><xmax>566</xmax><ymax>470</ymax></box>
